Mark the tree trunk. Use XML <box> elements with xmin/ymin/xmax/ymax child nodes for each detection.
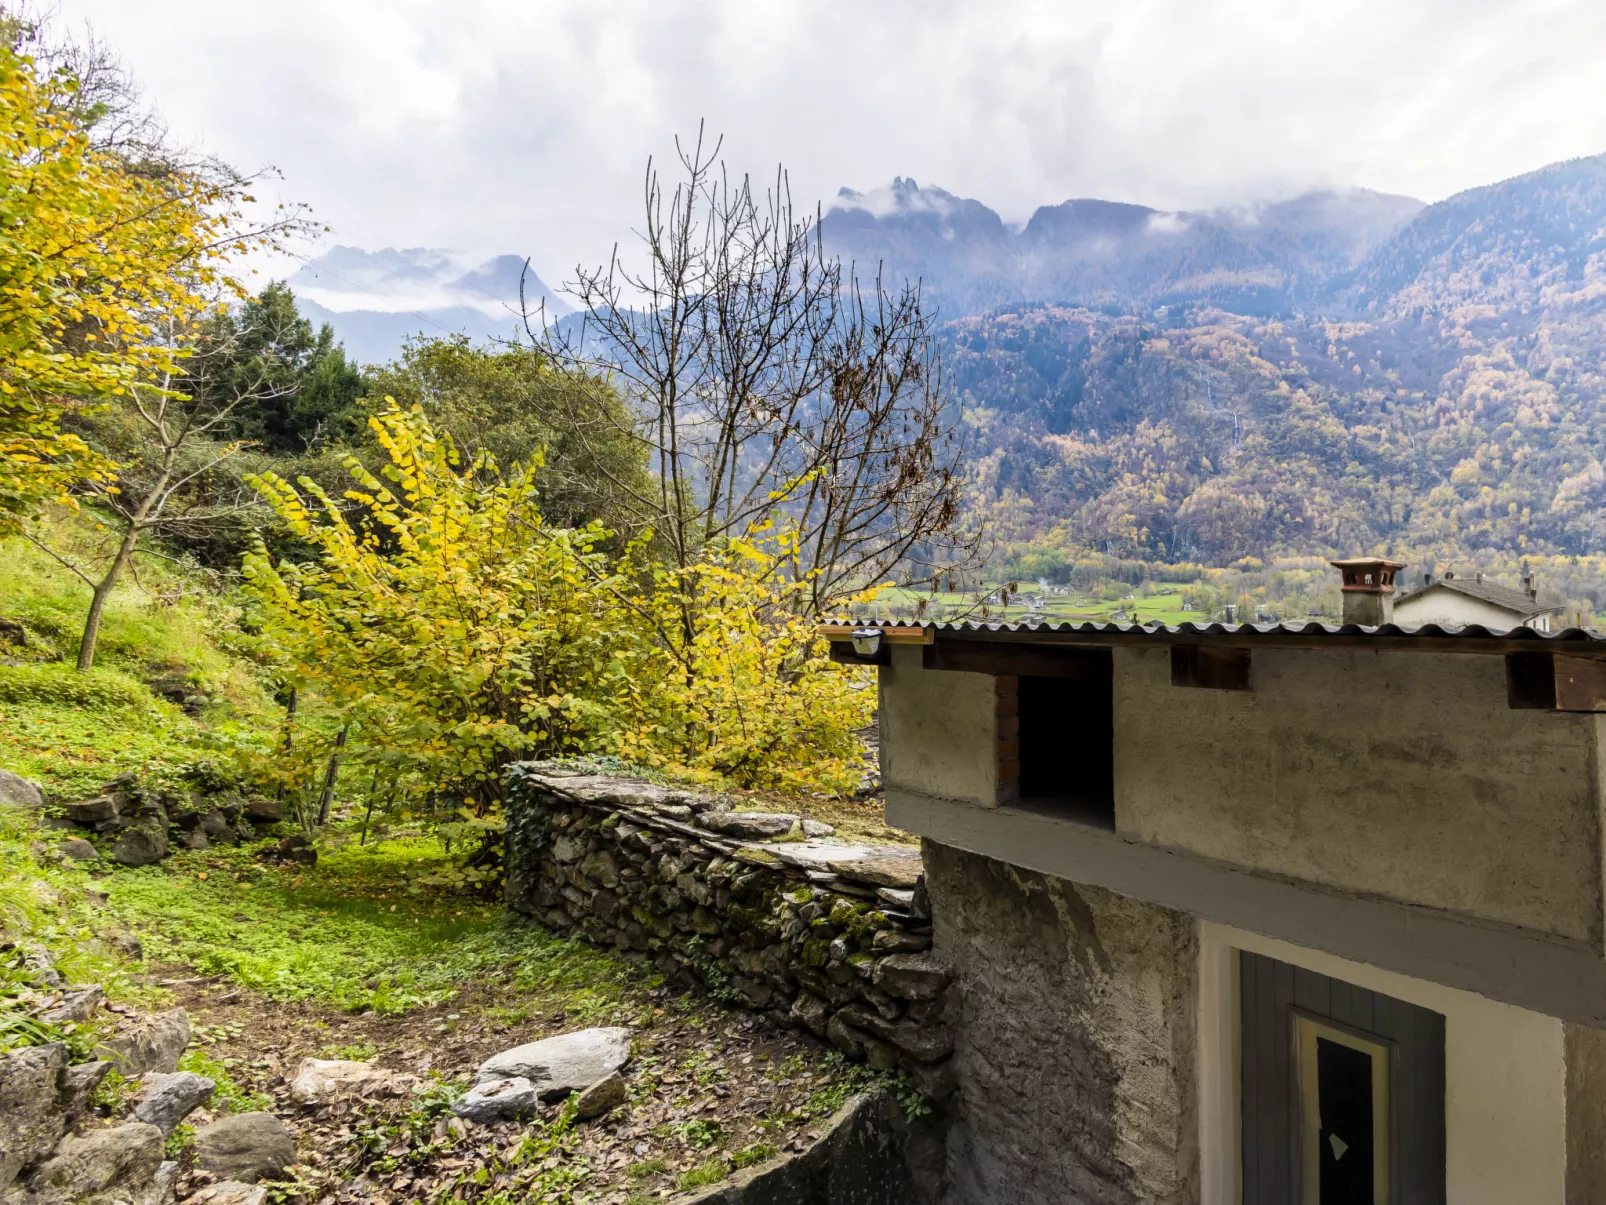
<box><xmin>75</xmin><ymin>525</ymin><xmax>142</xmax><ymax>671</ymax></box>
<box><xmin>76</xmin><ymin>447</ymin><xmax>174</xmax><ymax>672</ymax></box>
<box><xmin>316</xmin><ymin>724</ymin><xmax>349</xmax><ymax>825</ymax></box>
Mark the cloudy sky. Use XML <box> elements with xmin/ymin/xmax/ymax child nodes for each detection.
<box><xmin>61</xmin><ymin>0</ymin><xmax>1606</xmax><ymax>292</ymax></box>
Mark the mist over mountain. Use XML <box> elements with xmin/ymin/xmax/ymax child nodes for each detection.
<box><xmin>289</xmin><ymin>247</ymin><xmax>567</xmax><ymax>364</ymax></box>
<box><xmin>822</xmin><ymin>179</ymin><xmax>1424</xmax><ymax>319</ymax></box>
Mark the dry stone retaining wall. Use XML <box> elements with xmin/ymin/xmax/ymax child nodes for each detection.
<box><xmin>503</xmin><ymin>763</ymin><xmax>955</xmax><ymax>1096</ymax></box>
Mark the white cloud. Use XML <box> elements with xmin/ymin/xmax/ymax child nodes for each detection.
<box><xmin>58</xmin><ymin>0</ymin><xmax>1606</xmax><ymax>294</ymax></box>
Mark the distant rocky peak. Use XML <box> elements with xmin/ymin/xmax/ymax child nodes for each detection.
<box><xmin>831</xmin><ymin>178</ymin><xmax>989</xmax><ymax>220</ymax></box>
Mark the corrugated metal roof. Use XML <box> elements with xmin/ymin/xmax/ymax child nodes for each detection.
<box><xmin>823</xmin><ymin>617</ymin><xmax>1606</xmax><ymax>651</ymax></box>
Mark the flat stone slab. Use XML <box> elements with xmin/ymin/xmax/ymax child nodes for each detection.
<box><xmin>695</xmin><ymin>811</ymin><xmax>797</xmax><ymax>838</ymax></box>
<box><xmin>827</xmin><ymin>852</ymin><xmax>923</xmax><ymax>889</ymax></box>
<box><xmin>474</xmin><ymin>1026</ymin><xmax>632</xmax><ymax>1098</ymax></box>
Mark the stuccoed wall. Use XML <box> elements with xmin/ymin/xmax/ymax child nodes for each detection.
<box><xmin>1114</xmin><ymin>646</ymin><xmax>1606</xmax><ymax>943</ymax></box>
<box><xmin>504</xmin><ymin>763</ymin><xmax>956</xmax><ymax>1096</ymax></box>
<box><xmin>879</xmin><ymin>645</ymin><xmax>1000</xmax><ymax>809</ymax></box>
<box><xmin>924</xmin><ymin>840</ymin><xmax>1199</xmax><ymax>1205</ymax></box>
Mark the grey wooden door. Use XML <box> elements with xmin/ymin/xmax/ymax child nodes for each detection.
<box><xmin>1240</xmin><ymin>951</ymin><xmax>1446</xmax><ymax>1205</ymax></box>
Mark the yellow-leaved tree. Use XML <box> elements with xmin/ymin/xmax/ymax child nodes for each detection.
<box><xmin>614</xmin><ymin>523</ymin><xmax>874</xmax><ymax>795</ymax></box>
<box><xmin>241</xmin><ymin>403</ymin><xmax>631</xmax><ymax>816</ymax></box>
<box><xmin>0</xmin><ymin>36</ymin><xmax>259</xmax><ymax>533</ymax></box>
<box><xmin>241</xmin><ymin>404</ymin><xmax>874</xmax><ymax>829</ymax></box>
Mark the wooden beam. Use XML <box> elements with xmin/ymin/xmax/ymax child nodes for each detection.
<box><xmin>926</xmin><ymin>640</ymin><xmax>1112</xmax><ymax>679</ymax></box>
<box><xmin>1506</xmin><ymin>652</ymin><xmax>1606</xmax><ymax>711</ymax></box>
<box><xmin>1171</xmin><ymin>645</ymin><xmax>1251</xmax><ymax>691</ymax></box>
<box><xmin>816</xmin><ymin>623</ymin><xmax>933</xmax><ymax>644</ymax></box>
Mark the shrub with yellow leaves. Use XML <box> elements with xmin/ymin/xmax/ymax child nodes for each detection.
<box><xmin>241</xmin><ymin>403</ymin><xmax>872</xmax><ymax>818</ymax></box>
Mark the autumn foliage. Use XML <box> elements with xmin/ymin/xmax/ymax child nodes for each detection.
<box><xmin>0</xmin><ymin>39</ymin><xmax>260</xmax><ymax>533</ymax></box>
<box><xmin>241</xmin><ymin>404</ymin><xmax>871</xmax><ymax>815</ymax></box>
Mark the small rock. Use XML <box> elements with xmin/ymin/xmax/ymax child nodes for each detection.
<box><xmin>99</xmin><ymin>1008</ymin><xmax>190</xmax><ymax>1076</ymax></box>
<box><xmin>244</xmin><ymin>797</ymin><xmax>285</xmax><ymax>823</ymax></box>
<box><xmin>62</xmin><ymin>794</ymin><xmax>121</xmax><ymax>825</ymax></box>
<box><xmin>194</xmin><ymin>1111</ymin><xmax>296</xmax><ymax>1182</ymax></box>
<box><xmin>800</xmin><ymin>818</ymin><xmax>836</xmax><ymax>838</ymax></box>
<box><xmin>451</xmin><ymin>1075</ymin><xmax>543</xmax><ymax>1122</ymax></box>
<box><xmin>58</xmin><ymin>837</ymin><xmax>99</xmax><ymax>861</ymax></box>
<box><xmin>871</xmin><ymin>929</ymin><xmax>931</xmax><ymax>954</ymax></box>
<box><xmin>694</xmin><ymin>811</ymin><xmax>799</xmax><ymax>839</ymax></box>
<box><xmin>876</xmin><ymin>887</ymin><xmax>916</xmax><ymax>909</ymax></box>
<box><xmin>0</xmin><ymin>768</ymin><xmax>44</xmax><ymax>808</ymax></box>
<box><xmin>289</xmin><ymin>1058</ymin><xmax>410</xmax><ymax>1104</ymax></box>
<box><xmin>182</xmin><ymin>1181</ymin><xmax>269</xmax><ymax>1205</ymax></box>
<box><xmin>112</xmin><ymin>821</ymin><xmax>168</xmax><ymax>866</ymax></box>
<box><xmin>17</xmin><ymin>1121</ymin><xmax>165</xmax><ymax>1205</ymax></box>
<box><xmin>788</xmin><ymin>992</ymin><xmax>830</xmax><ymax>1039</ymax></box>
<box><xmin>257</xmin><ymin>834</ymin><xmax>316</xmax><ymax>865</ymax></box>
<box><xmin>183</xmin><ymin>829</ymin><xmax>210</xmax><ymax>850</ymax></box>
<box><xmin>134</xmin><ymin>1070</ymin><xmax>216</xmax><ymax>1135</ymax></box>
<box><xmin>475</xmin><ymin>1026</ymin><xmax>632</xmax><ymax>1097</ymax></box>
<box><xmin>871</xmin><ymin>952</ymin><xmax>951</xmax><ymax>1002</ymax></box>
<box><xmin>37</xmin><ymin>984</ymin><xmax>103</xmax><ymax>1024</ymax></box>
<box><xmin>826</xmin><ymin>1013</ymin><xmax>869</xmax><ymax>1059</ymax></box>
<box><xmin>574</xmin><ymin>1071</ymin><xmax>628</xmax><ymax>1119</ymax></box>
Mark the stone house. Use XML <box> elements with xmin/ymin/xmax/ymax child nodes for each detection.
<box><xmin>823</xmin><ymin>565</ymin><xmax>1606</xmax><ymax>1204</ymax></box>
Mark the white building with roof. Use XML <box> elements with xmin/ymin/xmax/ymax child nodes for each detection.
<box><xmin>1394</xmin><ymin>570</ymin><xmax>1559</xmax><ymax>632</ymax></box>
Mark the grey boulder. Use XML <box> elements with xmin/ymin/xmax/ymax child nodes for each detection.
<box><xmin>193</xmin><ymin>1112</ymin><xmax>296</xmax><ymax>1182</ymax></box>
<box><xmin>450</xmin><ymin>1075</ymin><xmax>543</xmax><ymax>1122</ymax></box>
<box><xmin>14</xmin><ymin>1121</ymin><xmax>169</xmax><ymax>1205</ymax></box>
<box><xmin>111</xmin><ymin>820</ymin><xmax>168</xmax><ymax>867</ymax></box>
<box><xmin>62</xmin><ymin>794</ymin><xmax>121</xmax><ymax>825</ymax></box>
<box><xmin>57</xmin><ymin>837</ymin><xmax>99</xmax><ymax>861</ymax></box>
<box><xmin>243</xmin><ymin>797</ymin><xmax>285</xmax><ymax>823</ymax></box>
<box><xmin>99</xmin><ymin>1008</ymin><xmax>190</xmax><ymax>1076</ymax></box>
<box><xmin>198</xmin><ymin>811</ymin><xmax>237</xmax><ymax>846</ymax></box>
<box><xmin>694</xmin><ymin>811</ymin><xmax>798</xmax><ymax>839</ymax></box>
<box><xmin>0</xmin><ymin>768</ymin><xmax>43</xmax><ymax>808</ymax></box>
<box><xmin>133</xmin><ymin>1070</ymin><xmax>216</xmax><ymax>1135</ymax></box>
<box><xmin>0</xmin><ymin>1043</ymin><xmax>70</xmax><ymax>1188</ymax></box>
<box><xmin>474</xmin><ymin>1026</ymin><xmax>632</xmax><ymax>1098</ymax></box>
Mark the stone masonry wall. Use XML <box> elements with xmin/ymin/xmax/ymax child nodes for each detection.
<box><xmin>923</xmin><ymin>840</ymin><xmax>1199</xmax><ymax>1205</ymax></box>
<box><xmin>504</xmin><ymin>763</ymin><xmax>955</xmax><ymax>1097</ymax></box>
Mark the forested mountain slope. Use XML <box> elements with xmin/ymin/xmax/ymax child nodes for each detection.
<box><xmin>834</xmin><ymin>155</ymin><xmax>1606</xmax><ymax>563</ymax></box>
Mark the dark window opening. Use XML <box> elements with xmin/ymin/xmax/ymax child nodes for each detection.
<box><xmin>1017</xmin><ymin>663</ymin><xmax>1114</xmax><ymax>827</ymax></box>
<box><xmin>1316</xmin><ymin>1037</ymin><xmax>1377</xmax><ymax>1202</ymax></box>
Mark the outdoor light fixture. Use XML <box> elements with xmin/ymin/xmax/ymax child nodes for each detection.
<box><xmin>851</xmin><ymin>628</ymin><xmax>883</xmax><ymax>658</ymax></box>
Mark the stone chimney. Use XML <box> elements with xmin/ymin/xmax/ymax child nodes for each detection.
<box><xmin>1330</xmin><ymin>557</ymin><xmax>1406</xmax><ymax>627</ymax></box>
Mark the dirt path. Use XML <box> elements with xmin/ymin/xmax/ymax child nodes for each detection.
<box><xmin>162</xmin><ymin>964</ymin><xmax>870</xmax><ymax>1203</ymax></box>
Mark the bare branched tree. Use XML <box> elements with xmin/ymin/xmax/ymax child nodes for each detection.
<box><xmin>534</xmin><ymin>126</ymin><xmax>976</xmax><ymax>617</ymax></box>
<box><xmin>29</xmin><ymin>321</ymin><xmax>288</xmax><ymax>669</ymax></box>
